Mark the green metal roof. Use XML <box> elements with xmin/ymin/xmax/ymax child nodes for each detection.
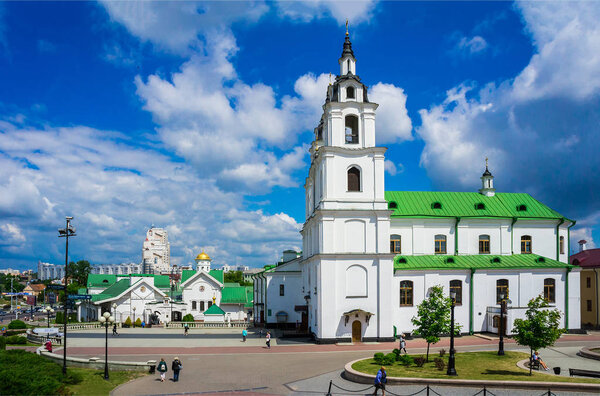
<box><xmin>181</xmin><ymin>270</ymin><xmax>195</xmax><ymax>283</ymax></box>
<box><xmin>221</xmin><ymin>286</ymin><xmax>247</xmax><ymax>304</ymax></box>
<box><xmin>394</xmin><ymin>254</ymin><xmax>573</xmax><ymax>271</ymax></box>
<box><xmin>385</xmin><ymin>191</ymin><xmax>570</xmax><ymax>221</ymax></box>
<box><xmin>203</xmin><ymin>304</ymin><xmax>225</xmax><ymax>315</ymax></box>
<box><xmin>181</xmin><ymin>269</ymin><xmax>224</xmax><ymax>285</ymax></box>
<box><xmin>153</xmin><ymin>275</ymin><xmax>170</xmax><ymax>289</ymax></box>
<box><xmin>91</xmin><ymin>279</ymin><xmax>130</xmax><ymax>302</ymax></box>
<box><xmin>209</xmin><ymin>270</ymin><xmax>224</xmax><ymax>284</ymax></box>
<box><xmin>87</xmin><ymin>274</ymin><xmax>117</xmax><ymax>288</ymax></box>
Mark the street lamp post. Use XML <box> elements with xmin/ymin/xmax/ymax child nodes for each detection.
<box><xmin>112</xmin><ymin>303</ymin><xmax>117</xmax><ymax>323</ymax></box>
<box><xmin>42</xmin><ymin>306</ymin><xmax>54</xmax><ymax>334</ymax></box>
<box><xmin>58</xmin><ymin>216</ymin><xmax>76</xmax><ymax>375</ymax></box>
<box><xmin>498</xmin><ymin>293</ymin><xmax>506</xmax><ymax>356</ymax></box>
<box><xmin>99</xmin><ymin>312</ymin><xmax>114</xmax><ymax>380</ymax></box>
<box><xmin>447</xmin><ymin>291</ymin><xmax>457</xmax><ymax>376</ymax></box>
<box><xmin>133</xmin><ymin>307</ymin><xmax>136</xmax><ymax>327</ymax></box>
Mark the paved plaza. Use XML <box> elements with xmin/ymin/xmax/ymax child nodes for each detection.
<box><xmin>42</xmin><ymin>328</ymin><xmax>600</xmax><ymax>395</ymax></box>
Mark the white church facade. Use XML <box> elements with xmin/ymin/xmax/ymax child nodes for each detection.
<box><xmin>255</xmin><ymin>31</ymin><xmax>580</xmax><ymax>343</ymax></box>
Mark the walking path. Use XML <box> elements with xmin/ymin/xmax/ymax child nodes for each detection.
<box><xmin>44</xmin><ymin>328</ymin><xmax>600</xmax><ymax>395</ymax></box>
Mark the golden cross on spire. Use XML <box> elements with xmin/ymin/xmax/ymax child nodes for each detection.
<box><xmin>485</xmin><ymin>157</ymin><xmax>489</xmax><ymax>168</ymax></box>
<box><xmin>329</xmin><ymin>72</ymin><xmax>332</xmax><ymax>85</ymax></box>
<box><xmin>345</xmin><ymin>19</ymin><xmax>349</xmax><ymax>36</ymax></box>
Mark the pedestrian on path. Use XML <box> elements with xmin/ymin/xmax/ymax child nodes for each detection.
<box><xmin>373</xmin><ymin>366</ymin><xmax>387</xmax><ymax>395</ymax></box>
<box><xmin>266</xmin><ymin>331</ymin><xmax>271</xmax><ymax>349</ymax></box>
<box><xmin>259</xmin><ymin>328</ymin><xmax>263</xmax><ymax>338</ymax></box>
<box><xmin>399</xmin><ymin>334</ymin><xmax>407</xmax><ymax>354</ymax></box>
<box><xmin>157</xmin><ymin>358</ymin><xmax>168</xmax><ymax>382</ymax></box>
<box><xmin>184</xmin><ymin>324</ymin><xmax>189</xmax><ymax>336</ymax></box>
<box><xmin>112</xmin><ymin>323</ymin><xmax>119</xmax><ymax>336</ymax></box>
<box><xmin>242</xmin><ymin>329</ymin><xmax>247</xmax><ymax>342</ymax></box>
<box><xmin>172</xmin><ymin>357</ymin><xmax>182</xmax><ymax>382</ymax></box>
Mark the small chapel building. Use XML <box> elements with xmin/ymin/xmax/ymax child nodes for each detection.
<box><xmin>254</xmin><ymin>30</ymin><xmax>580</xmax><ymax>343</ymax></box>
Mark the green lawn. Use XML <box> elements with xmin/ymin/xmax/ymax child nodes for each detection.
<box><xmin>66</xmin><ymin>368</ymin><xmax>146</xmax><ymax>396</ymax></box>
<box><xmin>352</xmin><ymin>351</ymin><xmax>600</xmax><ymax>384</ymax></box>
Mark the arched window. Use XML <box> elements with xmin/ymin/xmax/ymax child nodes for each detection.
<box><xmin>390</xmin><ymin>235</ymin><xmax>401</xmax><ymax>253</ymax></box>
<box><xmin>347</xmin><ymin>167</ymin><xmax>361</xmax><ymax>192</ymax></box>
<box><xmin>544</xmin><ymin>278</ymin><xmax>555</xmax><ymax>303</ymax></box>
<box><xmin>479</xmin><ymin>235</ymin><xmax>490</xmax><ymax>254</ymax></box>
<box><xmin>347</xmin><ymin>59</ymin><xmax>350</xmax><ymax>72</ymax></box>
<box><xmin>521</xmin><ymin>235</ymin><xmax>532</xmax><ymax>254</ymax></box>
<box><xmin>559</xmin><ymin>236</ymin><xmax>565</xmax><ymax>254</ymax></box>
<box><xmin>475</xmin><ymin>203</ymin><xmax>485</xmax><ymax>210</ymax></box>
<box><xmin>496</xmin><ymin>279</ymin><xmax>509</xmax><ymax>304</ymax></box>
<box><xmin>431</xmin><ymin>202</ymin><xmax>442</xmax><ymax>209</ymax></box>
<box><xmin>346</xmin><ymin>265</ymin><xmax>368</xmax><ymax>297</ymax></box>
<box><xmin>434</xmin><ymin>235</ymin><xmax>447</xmax><ymax>254</ymax></box>
<box><xmin>345</xmin><ymin>115</ymin><xmax>359</xmax><ymax>144</ymax></box>
<box><xmin>450</xmin><ymin>280</ymin><xmax>462</xmax><ymax>305</ymax></box>
<box><xmin>400</xmin><ymin>280</ymin><xmax>413</xmax><ymax>306</ymax></box>
<box><xmin>346</xmin><ymin>86</ymin><xmax>355</xmax><ymax>99</ymax></box>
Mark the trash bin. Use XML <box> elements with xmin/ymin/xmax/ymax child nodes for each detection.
<box><xmin>149</xmin><ymin>364</ymin><xmax>156</xmax><ymax>374</ymax></box>
<box><xmin>553</xmin><ymin>367</ymin><xmax>561</xmax><ymax>375</ymax></box>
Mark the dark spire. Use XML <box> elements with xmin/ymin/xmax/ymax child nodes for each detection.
<box><xmin>482</xmin><ymin>157</ymin><xmax>492</xmax><ymax>177</ymax></box>
<box><xmin>341</xmin><ymin>21</ymin><xmax>355</xmax><ymax>59</ymax></box>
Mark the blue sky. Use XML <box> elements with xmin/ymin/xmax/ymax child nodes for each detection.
<box><xmin>1</xmin><ymin>1</ymin><xmax>599</xmax><ymax>271</ymax></box>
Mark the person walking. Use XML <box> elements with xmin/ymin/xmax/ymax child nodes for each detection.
<box><xmin>157</xmin><ymin>358</ymin><xmax>168</xmax><ymax>382</ymax></box>
<box><xmin>112</xmin><ymin>323</ymin><xmax>119</xmax><ymax>336</ymax></box>
<box><xmin>184</xmin><ymin>324</ymin><xmax>189</xmax><ymax>336</ymax></box>
<box><xmin>242</xmin><ymin>328</ymin><xmax>247</xmax><ymax>342</ymax></box>
<box><xmin>265</xmin><ymin>331</ymin><xmax>271</xmax><ymax>349</ymax></box>
<box><xmin>172</xmin><ymin>357</ymin><xmax>182</xmax><ymax>381</ymax></box>
<box><xmin>373</xmin><ymin>366</ymin><xmax>387</xmax><ymax>395</ymax></box>
<box><xmin>399</xmin><ymin>334</ymin><xmax>407</xmax><ymax>354</ymax></box>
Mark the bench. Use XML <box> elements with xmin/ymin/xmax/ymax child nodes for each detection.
<box><xmin>569</xmin><ymin>368</ymin><xmax>600</xmax><ymax>378</ymax></box>
<box><xmin>529</xmin><ymin>358</ymin><xmax>540</xmax><ymax>370</ymax></box>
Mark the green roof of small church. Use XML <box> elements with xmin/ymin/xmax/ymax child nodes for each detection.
<box><xmin>221</xmin><ymin>284</ymin><xmax>253</xmax><ymax>305</ymax></box>
<box><xmin>394</xmin><ymin>254</ymin><xmax>573</xmax><ymax>271</ymax></box>
<box><xmin>385</xmin><ymin>191</ymin><xmax>570</xmax><ymax>221</ymax></box>
<box><xmin>87</xmin><ymin>274</ymin><xmax>117</xmax><ymax>288</ymax></box>
<box><xmin>209</xmin><ymin>269</ymin><xmax>224</xmax><ymax>283</ymax></box>
<box><xmin>181</xmin><ymin>269</ymin><xmax>224</xmax><ymax>284</ymax></box>
<box><xmin>203</xmin><ymin>304</ymin><xmax>225</xmax><ymax>315</ymax></box>
<box><xmin>91</xmin><ymin>279</ymin><xmax>130</xmax><ymax>302</ymax></box>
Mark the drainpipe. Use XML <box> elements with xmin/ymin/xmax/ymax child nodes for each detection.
<box><xmin>470</xmin><ymin>268</ymin><xmax>475</xmax><ymax>335</ymax></box>
<box><xmin>565</xmin><ymin>267</ymin><xmax>571</xmax><ymax>331</ymax></box>
<box><xmin>455</xmin><ymin>217</ymin><xmax>460</xmax><ymax>255</ymax></box>
<box><xmin>510</xmin><ymin>217</ymin><xmax>517</xmax><ymax>254</ymax></box>
<box><xmin>594</xmin><ymin>269</ymin><xmax>599</xmax><ymax>328</ymax></box>
<box><xmin>556</xmin><ymin>218</ymin><xmax>565</xmax><ymax>261</ymax></box>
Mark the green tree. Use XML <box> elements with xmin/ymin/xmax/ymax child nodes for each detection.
<box><xmin>512</xmin><ymin>295</ymin><xmax>564</xmax><ymax>375</ymax></box>
<box><xmin>66</xmin><ymin>260</ymin><xmax>91</xmax><ymax>286</ymax></box>
<box><xmin>182</xmin><ymin>313</ymin><xmax>194</xmax><ymax>322</ymax></box>
<box><xmin>223</xmin><ymin>271</ymin><xmax>252</xmax><ymax>286</ymax></box>
<box><xmin>124</xmin><ymin>316</ymin><xmax>132</xmax><ymax>327</ymax></box>
<box><xmin>411</xmin><ymin>285</ymin><xmax>453</xmax><ymax>362</ymax></box>
<box><xmin>134</xmin><ymin>318</ymin><xmax>142</xmax><ymax>327</ymax></box>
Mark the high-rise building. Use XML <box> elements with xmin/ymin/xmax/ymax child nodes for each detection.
<box><xmin>142</xmin><ymin>227</ymin><xmax>170</xmax><ymax>274</ymax></box>
<box><xmin>37</xmin><ymin>261</ymin><xmax>65</xmax><ymax>280</ymax></box>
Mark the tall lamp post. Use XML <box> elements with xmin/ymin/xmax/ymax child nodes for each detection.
<box><xmin>447</xmin><ymin>291</ymin><xmax>457</xmax><ymax>376</ymax></box>
<box><xmin>42</xmin><ymin>306</ymin><xmax>54</xmax><ymax>333</ymax></box>
<box><xmin>133</xmin><ymin>307</ymin><xmax>136</xmax><ymax>326</ymax></box>
<box><xmin>99</xmin><ymin>311</ymin><xmax>115</xmax><ymax>380</ymax></box>
<box><xmin>58</xmin><ymin>216</ymin><xmax>76</xmax><ymax>375</ymax></box>
<box><xmin>498</xmin><ymin>293</ymin><xmax>507</xmax><ymax>356</ymax></box>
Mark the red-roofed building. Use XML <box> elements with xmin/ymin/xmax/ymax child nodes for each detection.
<box><xmin>571</xmin><ymin>243</ymin><xmax>600</xmax><ymax>328</ymax></box>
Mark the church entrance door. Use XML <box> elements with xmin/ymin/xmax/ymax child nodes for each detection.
<box><xmin>352</xmin><ymin>320</ymin><xmax>362</xmax><ymax>343</ymax></box>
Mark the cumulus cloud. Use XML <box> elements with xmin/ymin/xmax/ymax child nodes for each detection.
<box><xmin>384</xmin><ymin>160</ymin><xmax>404</xmax><ymax>176</ymax></box>
<box><xmin>0</xmin><ymin>119</ymin><xmax>302</xmax><ymax>269</ymax></box>
<box><xmin>455</xmin><ymin>35</ymin><xmax>488</xmax><ymax>55</ymax></box>
<box><xmin>417</xmin><ymin>1</ymin><xmax>600</xmax><ymax>237</ymax></box>
<box><xmin>370</xmin><ymin>83</ymin><xmax>412</xmax><ymax>144</ymax></box>
<box><xmin>275</xmin><ymin>0</ymin><xmax>378</xmax><ymax>25</ymax></box>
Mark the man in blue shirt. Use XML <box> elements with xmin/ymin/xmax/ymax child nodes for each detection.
<box><xmin>373</xmin><ymin>366</ymin><xmax>387</xmax><ymax>395</ymax></box>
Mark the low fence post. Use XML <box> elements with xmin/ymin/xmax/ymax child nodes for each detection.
<box><xmin>426</xmin><ymin>385</ymin><xmax>430</xmax><ymax>396</ymax></box>
<box><xmin>547</xmin><ymin>391</ymin><xmax>551</xmax><ymax>396</ymax></box>
<box><xmin>326</xmin><ymin>379</ymin><xmax>332</xmax><ymax>396</ymax></box>
<box><xmin>483</xmin><ymin>387</ymin><xmax>487</xmax><ymax>396</ymax></box>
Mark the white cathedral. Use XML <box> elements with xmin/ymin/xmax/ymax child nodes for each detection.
<box><xmin>254</xmin><ymin>31</ymin><xmax>581</xmax><ymax>343</ymax></box>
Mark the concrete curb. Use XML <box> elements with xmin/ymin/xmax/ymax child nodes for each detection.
<box><xmin>579</xmin><ymin>347</ymin><xmax>600</xmax><ymax>361</ymax></box>
<box><xmin>343</xmin><ymin>359</ymin><xmax>600</xmax><ymax>392</ymax></box>
<box><xmin>39</xmin><ymin>350</ymin><xmax>154</xmax><ymax>372</ymax></box>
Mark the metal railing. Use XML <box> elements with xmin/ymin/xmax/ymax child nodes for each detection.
<box><xmin>326</xmin><ymin>380</ymin><xmax>558</xmax><ymax>396</ymax></box>
<box><xmin>165</xmin><ymin>321</ymin><xmax>249</xmax><ymax>328</ymax></box>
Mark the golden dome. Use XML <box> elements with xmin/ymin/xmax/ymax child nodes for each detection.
<box><xmin>195</xmin><ymin>252</ymin><xmax>211</xmax><ymax>261</ymax></box>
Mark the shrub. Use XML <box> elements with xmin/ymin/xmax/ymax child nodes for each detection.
<box><xmin>8</xmin><ymin>320</ymin><xmax>26</xmax><ymax>329</ymax></box>
<box><xmin>4</xmin><ymin>330</ymin><xmax>26</xmax><ymax>336</ymax></box>
<box><xmin>0</xmin><ymin>337</ymin><xmax>5</xmax><ymax>351</ymax></box>
<box><xmin>383</xmin><ymin>353</ymin><xmax>395</xmax><ymax>365</ymax></box>
<box><xmin>182</xmin><ymin>314</ymin><xmax>194</xmax><ymax>322</ymax></box>
<box><xmin>0</xmin><ymin>349</ymin><xmax>82</xmax><ymax>395</ymax></box>
<box><xmin>434</xmin><ymin>357</ymin><xmax>445</xmax><ymax>371</ymax></box>
<box><xmin>123</xmin><ymin>316</ymin><xmax>132</xmax><ymax>327</ymax></box>
<box><xmin>439</xmin><ymin>348</ymin><xmax>446</xmax><ymax>357</ymax></box>
<box><xmin>6</xmin><ymin>336</ymin><xmax>27</xmax><ymax>345</ymax></box>
<box><xmin>135</xmin><ymin>318</ymin><xmax>142</xmax><ymax>327</ymax></box>
<box><xmin>373</xmin><ymin>352</ymin><xmax>385</xmax><ymax>365</ymax></box>
<box><xmin>413</xmin><ymin>356</ymin><xmax>426</xmax><ymax>367</ymax></box>
<box><xmin>398</xmin><ymin>354</ymin><xmax>413</xmax><ymax>366</ymax></box>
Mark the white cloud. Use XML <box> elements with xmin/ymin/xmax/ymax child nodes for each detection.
<box><xmin>456</xmin><ymin>35</ymin><xmax>488</xmax><ymax>55</ymax></box>
<box><xmin>417</xmin><ymin>1</ymin><xmax>600</xmax><ymax>232</ymax></box>
<box><xmin>370</xmin><ymin>83</ymin><xmax>412</xmax><ymax>144</ymax></box>
<box><xmin>384</xmin><ymin>160</ymin><xmax>404</xmax><ymax>176</ymax></box>
<box><xmin>275</xmin><ymin>0</ymin><xmax>378</xmax><ymax>25</ymax></box>
<box><xmin>0</xmin><ymin>120</ymin><xmax>302</xmax><ymax>268</ymax></box>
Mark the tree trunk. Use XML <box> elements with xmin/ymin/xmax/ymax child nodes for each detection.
<box><xmin>529</xmin><ymin>348</ymin><xmax>532</xmax><ymax>376</ymax></box>
<box><xmin>426</xmin><ymin>343</ymin><xmax>430</xmax><ymax>362</ymax></box>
